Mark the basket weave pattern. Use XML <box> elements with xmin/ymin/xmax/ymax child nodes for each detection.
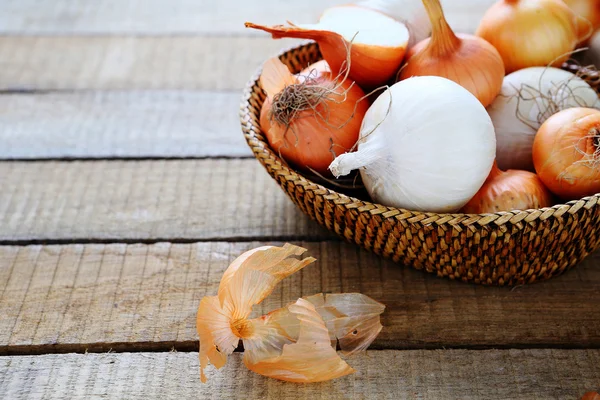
<box><xmin>240</xmin><ymin>43</ymin><xmax>600</xmax><ymax>286</ymax></box>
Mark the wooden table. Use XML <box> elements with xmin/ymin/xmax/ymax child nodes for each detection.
<box><xmin>1</xmin><ymin>1</ymin><xmax>599</xmax><ymax>398</ymax></box>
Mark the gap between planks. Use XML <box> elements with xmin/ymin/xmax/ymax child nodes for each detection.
<box><xmin>5</xmin><ymin>340</ymin><xmax>600</xmax><ymax>358</ymax></box>
<box><xmin>1</xmin><ymin>241</ymin><xmax>598</xmax><ymax>356</ymax></box>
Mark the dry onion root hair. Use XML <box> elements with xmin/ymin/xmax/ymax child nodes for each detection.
<box><xmin>503</xmin><ymin>51</ymin><xmax>600</xmax><ymax>130</ymax></box>
<box><xmin>265</xmin><ymin>36</ymin><xmax>391</xmax><ymax>190</ymax></box>
<box><xmin>268</xmin><ymin>35</ymin><xmax>374</xmax><ymax>157</ymax></box>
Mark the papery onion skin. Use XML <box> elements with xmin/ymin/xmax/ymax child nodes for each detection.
<box><xmin>329</xmin><ymin>76</ymin><xmax>497</xmax><ymax>213</ymax></box>
<box><xmin>259</xmin><ymin>58</ymin><xmax>369</xmax><ymax>175</ymax></box>
<box><xmin>533</xmin><ymin>107</ymin><xmax>600</xmax><ymax>200</ymax></box>
<box><xmin>244</xmin><ymin>298</ymin><xmax>356</xmax><ymax>383</ymax></box>
<box><xmin>245</xmin><ymin>5</ymin><xmax>410</xmax><ymax>89</ymax></box>
<box><xmin>197</xmin><ymin>244</ymin><xmax>386</xmax><ymax>384</ymax></box>
<box><xmin>399</xmin><ymin>0</ymin><xmax>504</xmax><ymax>107</ymax></box>
<box><xmin>217</xmin><ymin>246</ymin><xmax>273</xmax><ymax>304</ymax></box>
<box><xmin>303</xmin><ymin>293</ymin><xmax>385</xmax><ymax>356</ymax></box>
<box><xmin>476</xmin><ymin>0</ymin><xmax>579</xmax><ymax>74</ymax></box>
<box><xmin>488</xmin><ymin>67</ymin><xmax>599</xmax><ymax>172</ymax></box>
<box><xmin>462</xmin><ymin>162</ymin><xmax>554</xmax><ymax>213</ymax></box>
<box><xmin>197</xmin><ymin>244</ymin><xmax>316</xmax><ymax>383</ymax></box>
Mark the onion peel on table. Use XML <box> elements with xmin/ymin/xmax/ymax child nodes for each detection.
<box><xmin>196</xmin><ymin>243</ymin><xmax>385</xmax><ymax>383</ymax></box>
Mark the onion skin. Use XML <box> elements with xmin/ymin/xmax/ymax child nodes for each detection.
<box><xmin>245</xmin><ymin>5</ymin><xmax>409</xmax><ymax>89</ymax></box>
<box><xmin>462</xmin><ymin>162</ymin><xmax>554</xmax><ymax>213</ymax></box>
<box><xmin>259</xmin><ymin>59</ymin><xmax>369</xmax><ymax>175</ymax></box>
<box><xmin>399</xmin><ymin>0</ymin><xmax>504</xmax><ymax>107</ymax></box>
<box><xmin>197</xmin><ymin>244</ymin><xmax>385</xmax><ymax>384</ymax></box>
<box><xmin>476</xmin><ymin>0</ymin><xmax>579</xmax><ymax>74</ymax></box>
<box><xmin>563</xmin><ymin>0</ymin><xmax>600</xmax><ymax>45</ymax></box>
<box><xmin>533</xmin><ymin>107</ymin><xmax>600</xmax><ymax>200</ymax></box>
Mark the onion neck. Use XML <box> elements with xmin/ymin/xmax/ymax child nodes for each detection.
<box><xmin>504</xmin><ymin>0</ymin><xmax>519</xmax><ymax>4</ymax></box>
<box><xmin>487</xmin><ymin>161</ymin><xmax>505</xmax><ymax>182</ymax></box>
<box><xmin>422</xmin><ymin>0</ymin><xmax>461</xmax><ymax>57</ymax></box>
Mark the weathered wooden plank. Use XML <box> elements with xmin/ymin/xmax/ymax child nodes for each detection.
<box><xmin>0</xmin><ymin>160</ymin><xmax>332</xmax><ymax>242</ymax></box>
<box><xmin>1</xmin><ymin>350</ymin><xmax>599</xmax><ymax>399</ymax></box>
<box><xmin>0</xmin><ymin>0</ymin><xmax>511</xmax><ymax>93</ymax></box>
<box><xmin>0</xmin><ymin>36</ymin><xmax>302</xmax><ymax>91</ymax></box>
<box><xmin>0</xmin><ymin>0</ymin><xmax>494</xmax><ymax>35</ymax></box>
<box><xmin>0</xmin><ymin>91</ymin><xmax>251</xmax><ymax>159</ymax></box>
<box><xmin>0</xmin><ymin>242</ymin><xmax>598</xmax><ymax>354</ymax></box>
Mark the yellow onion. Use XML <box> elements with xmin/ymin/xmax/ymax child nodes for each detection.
<box><xmin>258</xmin><ymin>58</ymin><xmax>369</xmax><ymax>175</ymax></box>
<box><xmin>563</xmin><ymin>0</ymin><xmax>600</xmax><ymax>45</ymax></box>
<box><xmin>476</xmin><ymin>0</ymin><xmax>581</xmax><ymax>74</ymax></box>
<box><xmin>399</xmin><ymin>0</ymin><xmax>504</xmax><ymax>107</ymax></box>
<box><xmin>533</xmin><ymin>107</ymin><xmax>600</xmax><ymax>200</ymax></box>
<box><xmin>246</xmin><ymin>5</ymin><xmax>410</xmax><ymax>89</ymax></box>
<box><xmin>462</xmin><ymin>162</ymin><xmax>554</xmax><ymax>213</ymax></box>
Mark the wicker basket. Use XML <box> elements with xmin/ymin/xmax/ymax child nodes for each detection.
<box><xmin>239</xmin><ymin>42</ymin><xmax>600</xmax><ymax>286</ymax></box>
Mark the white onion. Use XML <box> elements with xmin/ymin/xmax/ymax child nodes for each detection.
<box><xmin>356</xmin><ymin>0</ymin><xmax>431</xmax><ymax>47</ymax></box>
<box><xmin>488</xmin><ymin>67</ymin><xmax>599</xmax><ymax>171</ymax></box>
<box><xmin>329</xmin><ymin>76</ymin><xmax>496</xmax><ymax>213</ymax></box>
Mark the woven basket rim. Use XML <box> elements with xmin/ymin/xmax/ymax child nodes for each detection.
<box><xmin>240</xmin><ymin>41</ymin><xmax>600</xmax><ymax>228</ymax></box>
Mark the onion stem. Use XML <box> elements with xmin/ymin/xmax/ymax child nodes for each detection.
<box><xmin>422</xmin><ymin>0</ymin><xmax>460</xmax><ymax>57</ymax></box>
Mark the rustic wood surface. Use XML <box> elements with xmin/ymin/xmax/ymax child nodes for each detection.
<box><xmin>0</xmin><ymin>160</ymin><xmax>333</xmax><ymax>242</ymax></box>
<box><xmin>1</xmin><ymin>0</ymin><xmax>599</xmax><ymax>398</ymax></box>
<box><xmin>0</xmin><ymin>36</ymin><xmax>304</xmax><ymax>91</ymax></box>
<box><xmin>1</xmin><ymin>350</ymin><xmax>599</xmax><ymax>400</ymax></box>
<box><xmin>0</xmin><ymin>0</ymin><xmax>495</xmax><ymax>35</ymax></box>
<box><xmin>0</xmin><ymin>91</ymin><xmax>251</xmax><ymax>159</ymax></box>
<box><xmin>1</xmin><ymin>242</ymin><xmax>599</xmax><ymax>355</ymax></box>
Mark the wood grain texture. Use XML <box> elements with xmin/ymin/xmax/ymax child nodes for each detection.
<box><xmin>0</xmin><ymin>160</ymin><xmax>333</xmax><ymax>242</ymax></box>
<box><xmin>0</xmin><ymin>0</ymin><xmax>502</xmax><ymax>92</ymax></box>
<box><xmin>0</xmin><ymin>36</ymin><xmax>302</xmax><ymax>91</ymax></box>
<box><xmin>0</xmin><ymin>0</ymin><xmax>494</xmax><ymax>35</ymax></box>
<box><xmin>1</xmin><ymin>242</ymin><xmax>599</xmax><ymax>354</ymax></box>
<box><xmin>0</xmin><ymin>91</ymin><xmax>251</xmax><ymax>159</ymax></box>
<box><xmin>1</xmin><ymin>350</ymin><xmax>599</xmax><ymax>399</ymax></box>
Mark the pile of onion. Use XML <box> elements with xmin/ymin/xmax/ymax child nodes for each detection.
<box><xmin>258</xmin><ymin>57</ymin><xmax>369</xmax><ymax>175</ymax></box>
<box><xmin>196</xmin><ymin>244</ymin><xmax>385</xmax><ymax>383</ymax></box>
<box><xmin>533</xmin><ymin>107</ymin><xmax>600</xmax><ymax>200</ymax></box>
<box><xmin>246</xmin><ymin>5</ymin><xmax>410</xmax><ymax>89</ymax></box>
<box><xmin>247</xmin><ymin>0</ymin><xmax>600</xmax><ymax>219</ymax></box>
<box><xmin>399</xmin><ymin>0</ymin><xmax>504</xmax><ymax>107</ymax></box>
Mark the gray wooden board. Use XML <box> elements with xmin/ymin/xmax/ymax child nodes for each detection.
<box><xmin>0</xmin><ymin>91</ymin><xmax>252</xmax><ymax>159</ymax></box>
<box><xmin>0</xmin><ymin>36</ymin><xmax>303</xmax><ymax>91</ymax></box>
<box><xmin>1</xmin><ymin>350</ymin><xmax>599</xmax><ymax>399</ymax></box>
<box><xmin>0</xmin><ymin>159</ymin><xmax>334</xmax><ymax>242</ymax></box>
<box><xmin>0</xmin><ymin>0</ymin><xmax>495</xmax><ymax>35</ymax></box>
<box><xmin>0</xmin><ymin>242</ymin><xmax>599</xmax><ymax>354</ymax></box>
